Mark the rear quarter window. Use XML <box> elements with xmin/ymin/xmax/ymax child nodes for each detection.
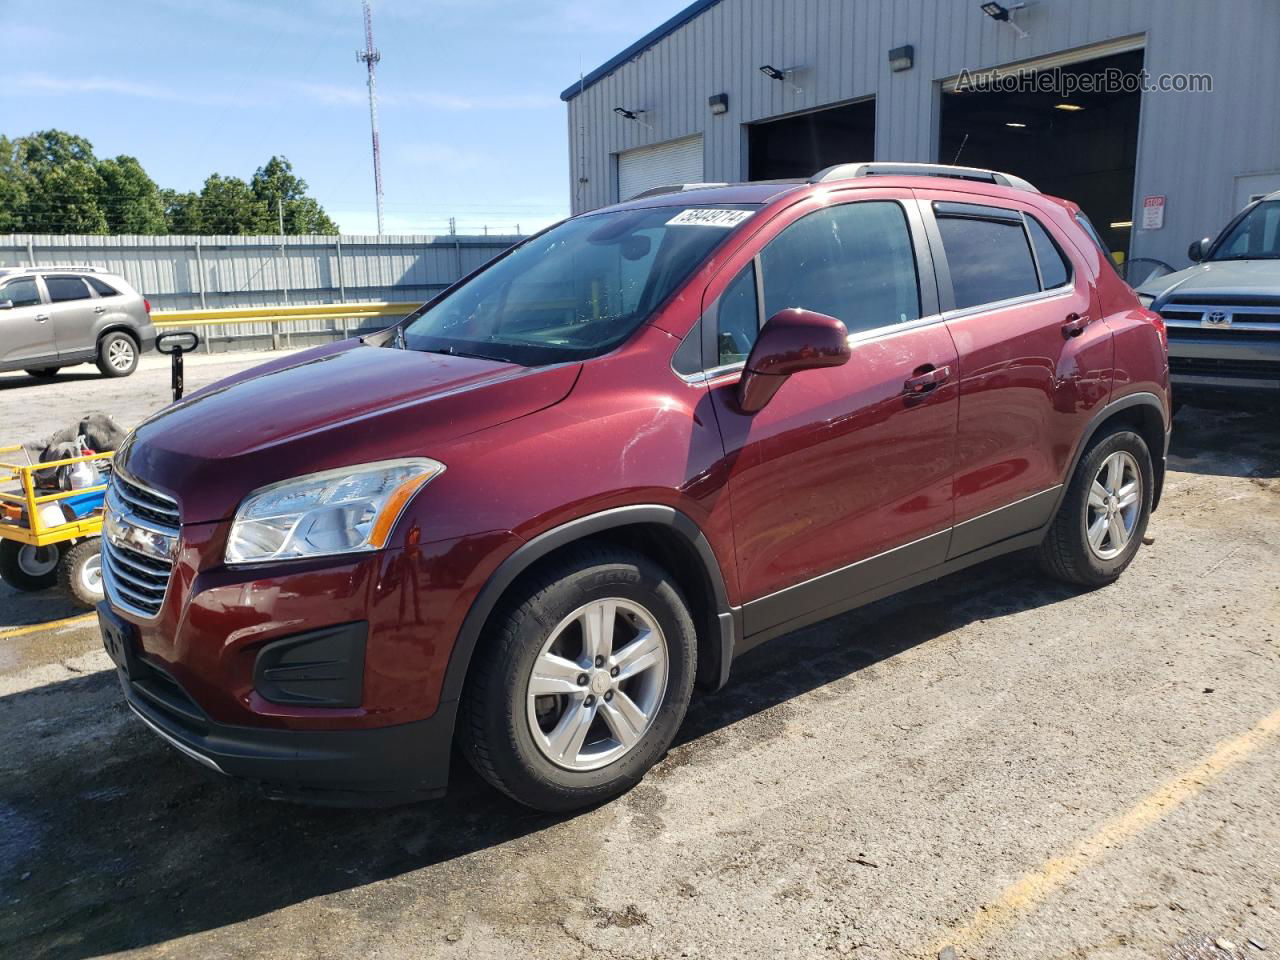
<box><xmin>87</xmin><ymin>276</ymin><xmax>121</xmax><ymax>297</ymax></box>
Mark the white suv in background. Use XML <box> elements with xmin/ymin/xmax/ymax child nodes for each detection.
<box><xmin>0</xmin><ymin>266</ymin><xmax>156</xmax><ymax>379</ymax></box>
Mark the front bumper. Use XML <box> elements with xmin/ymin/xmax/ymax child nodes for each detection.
<box><xmin>108</xmin><ymin>617</ymin><xmax>456</xmax><ymax>805</ymax></box>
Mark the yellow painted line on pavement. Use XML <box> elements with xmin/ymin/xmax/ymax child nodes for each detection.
<box><xmin>929</xmin><ymin>704</ymin><xmax>1280</xmax><ymax>958</ymax></box>
<box><xmin>0</xmin><ymin>613</ymin><xmax>96</xmax><ymax>640</ymax></box>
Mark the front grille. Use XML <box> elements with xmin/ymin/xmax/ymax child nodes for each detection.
<box><xmin>1169</xmin><ymin>355</ymin><xmax>1280</xmax><ymax>382</ymax></box>
<box><xmin>1159</xmin><ymin>301</ymin><xmax>1280</xmax><ymax>342</ymax></box>
<box><xmin>103</xmin><ymin>469</ymin><xmax>179</xmax><ymax>619</ymax></box>
<box><xmin>111</xmin><ymin>471</ymin><xmax>181</xmax><ymax>527</ymax></box>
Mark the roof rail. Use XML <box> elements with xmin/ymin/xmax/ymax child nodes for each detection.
<box><xmin>628</xmin><ymin>182</ymin><xmax>731</xmax><ymax>200</ymax></box>
<box><xmin>810</xmin><ymin>162</ymin><xmax>1038</xmax><ymax>192</ymax></box>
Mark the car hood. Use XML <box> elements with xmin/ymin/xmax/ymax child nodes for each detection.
<box><xmin>118</xmin><ymin>340</ymin><xmax>580</xmax><ymax>523</ymax></box>
<box><xmin>1137</xmin><ymin>259</ymin><xmax>1280</xmax><ymax>302</ymax></box>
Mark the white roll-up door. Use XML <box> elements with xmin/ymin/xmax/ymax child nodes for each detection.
<box><xmin>617</xmin><ymin>135</ymin><xmax>704</xmax><ymax>201</ymax></box>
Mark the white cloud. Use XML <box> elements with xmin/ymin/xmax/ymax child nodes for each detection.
<box><xmin>8</xmin><ymin>72</ymin><xmax>239</xmax><ymax>106</ymax></box>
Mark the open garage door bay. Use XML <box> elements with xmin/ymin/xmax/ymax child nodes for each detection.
<box><xmin>940</xmin><ymin>47</ymin><xmax>1144</xmax><ymax>259</ymax></box>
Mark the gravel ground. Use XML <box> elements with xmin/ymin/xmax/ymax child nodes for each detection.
<box><xmin>0</xmin><ymin>358</ymin><xmax>1277</xmax><ymax>960</ymax></box>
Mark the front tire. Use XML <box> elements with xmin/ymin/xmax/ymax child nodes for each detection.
<box><xmin>97</xmin><ymin>331</ymin><xmax>138</xmax><ymax>378</ymax></box>
<box><xmin>1039</xmin><ymin>427</ymin><xmax>1153</xmax><ymax>588</ymax></box>
<box><xmin>25</xmin><ymin>367</ymin><xmax>60</xmax><ymax>379</ymax></box>
<box><xmin>0</xmin><ymin>539</ymin><xmax>66</xmax><ymax>591</ymax></box>
<box><xmin>460</xmin><ymin>545</ymin><xmax>697</xmax><ymax>812</ymax></box>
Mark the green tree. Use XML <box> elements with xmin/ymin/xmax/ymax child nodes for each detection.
<box><xmin>251</xmin><ymin>156</ymin><xmax>339</xmax><ymax>234</ymax></box>
<box><xmin>23</xmin><ymin>160</ymin><xmax>108</xmax><ymax>234</ymax></box>
<box><xmin>194</xmin><ymin>174</ymin><xmax>269</xmax><ymax>235</ymax></box>
<box><xmin>96</xmin><ymin>155</ymin><xmax>167</xmax><ymax>233</ymax></box>
<box><xmin>0</xmin><ymin>130</ymin><xmax>340</xmax><ymax>235</ymax></box>
<box><xmin>0</xmin><ymin>135</ymin><xmax>30</xmax><ymax>232</ymax></box>
<box><xmin>160</xmin><ymin>188</ymin><xmax>202</xmax><ymax>234</ymax></box>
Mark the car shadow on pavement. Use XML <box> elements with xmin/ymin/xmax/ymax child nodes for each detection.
<box><xmin>1169</xmin><ymin>405</ymin><xmax>1280</xmax><ymax>479</ymax></box>
<box><xmin>0</xmin><ymin>372</ymin><xmax>104</xmax><ymax>391</ymax></box>
<box><xmin>0</xmin><ymin>554</ymin><xmax>1080</xmax><ymax>959</ymax></box>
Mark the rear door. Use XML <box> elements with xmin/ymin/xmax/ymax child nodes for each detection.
<box><xmin>0</xmin><ymin>276</ymin><xmax>55</xmax><ymax>367</ymax></box>
<box><xmin>919</xmin><ymin>191</ymin><xmax>1111</xmax><ymax>557</ymax></box>
<box><xmin>42</xmin><ymin>274</ymin><xmax>101</xmax><ymax>359</ymax></box>
<box><xmin>703</xmin><ymin>189</ymin><xmax>959</xmax><ymax>637</ymax></box>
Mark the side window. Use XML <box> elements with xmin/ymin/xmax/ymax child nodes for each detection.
<box><xmin>716</xmin><ymin>263</ymin><xmax>760</xmax><ymax>366</ymax></box>
<box><xmin>936</xmin><ymin>212</ymin><xmax>1040</xmax><ymax>309</ymax></box>
<box><xmin>2</xmin><ymin>277</ymin><xmax>41</xmax><ymax>308</ymax></box>
<box><xmin>1025</xmin><ymin>215</ymin><xmax>1072</xmax><ymax>289</ymax></box>
<box><xmin>759</xmin><ymin>201</ymin><xmax>920</xmax><ymax>335</ymax></box>
<box><xmin>44</xmin><ymin>276</ymin><xmax>92</xmax><ymax>303</ymax></box>
<box><xmin>86</xmin><ymin>276</ymin><xmax>121</xmax><ymax>297</ymax></box>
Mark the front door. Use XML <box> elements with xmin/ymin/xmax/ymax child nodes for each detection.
<box><xmin>704</xmin><ymin>191</ymin><xmax>958</xmax><ymax>638</ymax></box>
<box><xmin>0</xmin><ymin>276</ymin><xmax>55</xmax><ymax>367</ymax></box>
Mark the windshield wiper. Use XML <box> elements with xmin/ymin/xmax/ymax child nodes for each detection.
<box><xmin>415</xmin><ymin>345</ymin><xmax>504</xmax><ymax>362</ymax></box>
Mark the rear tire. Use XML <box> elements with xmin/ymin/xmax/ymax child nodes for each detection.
<box><xmin>0</xmin><ymin>539</ymin><xmax>66</xmax><ymax>592</ymax></box>
<box><xmin>96</xmin><ymin>331</ymin><xmax>138</xmax><ymax>378</ymax></box>
<box><xmin>59</xmin><ymin>539</ymin><xmax>104</xmax><ymax>609</ymax></box>
<box><xmin>25</xmin><ymin>367</ymin><xmax>60</xmax><ymax>379</ymax></box>
<box><xmin>460</xmin><ymin>545</ymin><xmax>697</xmax><ymax>812</ymax></box>
<box><xmin>1038</xmin><ymin>427</ymin><xmax>1153</xmax><ymax>588</ymax></box>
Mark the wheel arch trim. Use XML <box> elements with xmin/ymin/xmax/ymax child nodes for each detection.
<box><xmin>1057</xmin><ymin>391</ymin><xmax>1168</xmax><ymax>515</ymax></box>
<box><xmin>439</xmin><ymin>504</ymin><xmax>735</xmax><ymax>709</ymax></box>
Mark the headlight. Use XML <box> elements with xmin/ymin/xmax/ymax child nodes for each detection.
<box><xmin>225</xmin><ymin>458</ymin><xmax>444</xmax><ymax>565</ymax></box>
<box><xmin>1137</xmin><ymin>293</ymin><xmax>1155</xmax><ymax>308</ymax></box>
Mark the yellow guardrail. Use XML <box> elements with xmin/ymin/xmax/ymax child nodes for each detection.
<box><xmin>151</xmin><ymin>301</ymin><xmax>420</xmax><ymax>329</ymax></box>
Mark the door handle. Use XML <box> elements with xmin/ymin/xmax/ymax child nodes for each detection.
<box><xmin>94</xmin><ymin>306</ymin><xmax>106</xmax><ymax>314</ymax></box>
<box><xmin>1062</xmin><ymin>313</ymin><xmax>1091</xmax><ymax>338</ymax></box>
<box><xmin>904</xmin><ymin>364</ymin><xmax>952</xmax><ymax>395</ymax></box>
<box><xmin>34</xmin><ymin>313</ymin><xmax>49</xmax><ymax>323</ymax></box>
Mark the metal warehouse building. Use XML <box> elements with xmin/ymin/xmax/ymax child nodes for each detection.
<box><xmin>563</xmin><ymin>0</ymin><xmax>1279</xmax><ymax>270</ymax></box>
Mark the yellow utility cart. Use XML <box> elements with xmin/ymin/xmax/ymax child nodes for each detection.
<box><xmin>0</xmin><ymin>445</ymin><xmax>114</xmax><ymax>608</ymax></box>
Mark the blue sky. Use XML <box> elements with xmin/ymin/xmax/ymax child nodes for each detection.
<box><xmin>0</xmin><ymin>0</ymin><xmax>690</xmax><ymax>235</ymax></box>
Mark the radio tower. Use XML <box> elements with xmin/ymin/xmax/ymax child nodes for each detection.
<box><xmin>356</xmin><ymin>0</ymin><xmax>385</xmax><ymax>234</ymax></box>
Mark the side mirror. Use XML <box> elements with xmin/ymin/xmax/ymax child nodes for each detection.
<box><xmin>1187</xmin><ymin>237</ymin><xmax>1212</xmax><ymax>262</ymax></box>
<box><xmin>737</xmin><ymin>308</ymin><xmax>851</xmax><ymax>413</ymax></box>
<box><xmin>0</xmin><ymin>300</ymin><xmax>13</xmax><ymax>310</ymax></box>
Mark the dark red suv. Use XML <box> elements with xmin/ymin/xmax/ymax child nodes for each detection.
<box><xmin>100</xmin><ymin>163</ymin><xmax>1170</xmax><ymax>811</ymax></box>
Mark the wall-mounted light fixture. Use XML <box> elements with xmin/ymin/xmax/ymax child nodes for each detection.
<box><xmin>887</xmin><ymin>45</ymin><xmax>914</xmax><ymax>72</ymax></box>
<box><xmin>980</xmin><ymin>2</ymin><xmax>1030</xmax><ymax>39</ymax></box>
<box><xmin>759</xmin><ymin>64</ymin><xmax>804</xmax><ymax>93</ymax></box>
<box><xmin>708</xmin><ymin>93</ymin><xmax>729</xmax><ymax>115</ymax></box>
<box><xmin>614</xmin><ymin>107</ymin><xmax>641</xmax><ymax>120</ymax></box>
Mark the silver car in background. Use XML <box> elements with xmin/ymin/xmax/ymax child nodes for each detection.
<box><xmin>0</xmin><ymin>266</ymin><xmax>156</xmax><ymax>379</ymax></box>
<box><xmin>1136</xmin><ymin>191</ymin><xmax>1280</xmax><ymax>403</ymax></box>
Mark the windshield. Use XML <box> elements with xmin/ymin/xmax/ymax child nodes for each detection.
<box><xmin>400</xmin><ymin>204</ymin><xmax>758</xmax><ymax>365</ymax></box>
<box><xmin>1210</xmin><ymin>199</ymin><xmax>1280</xmax><ymax>260</ymax></box>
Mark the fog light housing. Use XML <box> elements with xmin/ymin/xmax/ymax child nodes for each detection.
<box><xmin>253</xmin><ymin>622</ymin><xmax>367</xmax><ymax>708</ymax></box>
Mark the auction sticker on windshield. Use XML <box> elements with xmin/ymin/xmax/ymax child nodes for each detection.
<box><xmin>666</xmin><ymin>208</ymin><xmax>754</xmax><ymax>228</ymax></box>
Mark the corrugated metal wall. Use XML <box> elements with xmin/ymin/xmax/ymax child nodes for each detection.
<box><xmin>566</xmin><ymin>0</ymin><xmax>1280</xmax><ymax>269</ymax></box>
<box><xmin>0</xmin><ymin>234</ymin><xmax>518</xmax><ymax>311</ymax></box>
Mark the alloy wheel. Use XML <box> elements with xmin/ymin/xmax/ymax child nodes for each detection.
<box><xmin>108</xmin><ymin>338</ymin><xmax>135</xmax><ymax>371</ymax></box>
<box><xmin>1086</xmin><ymin>450</ymin><xmax>1142</xmax><ymax>560</ymax></box>
<box><xmin>526</xmin><ymin>598</ymin><xmax>669</xmax><ymax>771</ymax></box>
